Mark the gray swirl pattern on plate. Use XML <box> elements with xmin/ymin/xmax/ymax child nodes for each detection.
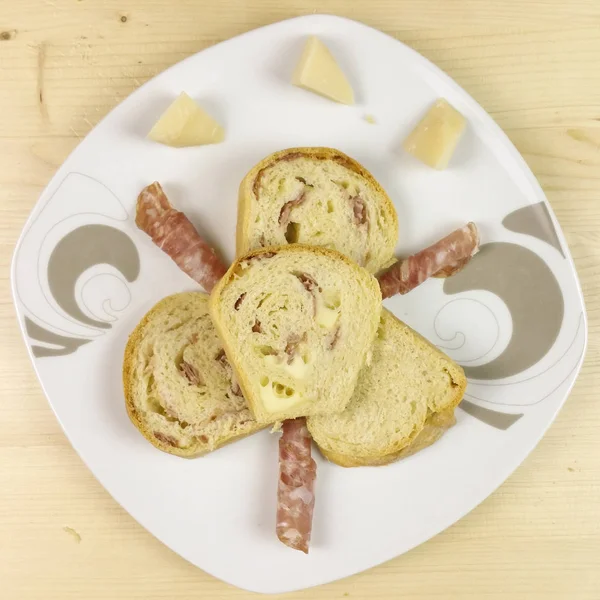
<box><xmin>443</xmin><ymin>242</ymin><xmax>564</xmax><ymax>380</ymax></box>
<box><xmin>47</xmin><ymin>224</ymin><xmax>140</xmax><ymax>330</ymax></box>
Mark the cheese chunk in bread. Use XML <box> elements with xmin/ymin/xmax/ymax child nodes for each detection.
<box><xmin>236</xmin><ymin>147</ymin><xmax>398</xmax><ymax>274</ymax></box>
<box><xmin>209</xmin><ymin>245</ymin><xmax>382</xmax><ymax>423</ymax></box>
<box><xmin>123</xmin><ymin>292</ymin><xmax>263</xmax><ymax>457</ymax></box>
<box><xmin>307</xmin><ymin>310</ymin><xmax>466</xmax><ymax>467</ymax></box>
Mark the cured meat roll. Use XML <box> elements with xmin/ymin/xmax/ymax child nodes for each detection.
<box><xmin>276</xmin><ymin>418</ymin><xmax>317</xmax><ymax>554</ymax></box>
<box><xmin>377</xmin><ymin>222</ymin><xmax>479</xmax><ymax>299</ymax></box>
<box><xmin>136</xmin><ymin>182</ymin><xmax>227</xmax><ymax>292</ymax></box>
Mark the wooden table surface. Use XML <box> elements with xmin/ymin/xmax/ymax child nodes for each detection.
<box><xmin>1</xmin><ymin>1</ymin><xmax>599</xmax><ymax>598</ymax></box>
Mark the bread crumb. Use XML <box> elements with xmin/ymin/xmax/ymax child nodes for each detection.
<box><xmin>567</xmin><ymin>467</ymin><xmax>575</xmax><ymax>472</ymax></box>
<box><xmin>63</xmin><ymin>526</ymin><xmax>82</xmax><ymax>543</ymax></box>
<box><xmin>271</xmin><ymin>421</ymin><xmax>283</xmax><ymax>433</ymax></box>
<box><xmin>364</xmin><ymin>114</ymin><xmax>376</xmax><ymax>124</ymax></box>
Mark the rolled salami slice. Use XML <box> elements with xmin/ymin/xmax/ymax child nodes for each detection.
<box><xmin>377</xmin><ymin>222</ymin><xmax>479</xmax><ymax>299</ymax></box>
<box><xmin>432</xmin><ymin>256</ymin><xmax>471</xmax><ymax>278</ymax></box>
<box><xmin>276</xmin><ymin>417</ymin><xmax>317</xmax><ymax>554</ymax></box>
<box><xmin>135</xmin><ymin>182</ymin><xmax>227</xmax><ymax>293</ymax></box>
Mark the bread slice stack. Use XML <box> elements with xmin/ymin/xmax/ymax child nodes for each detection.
<box><xmin>124</xmin><ymin>146</ymin><xmax>466</xmax><ymax>466</ymax></box>
<box><xmin>123</xmin><ymin>292</ymin><xmax>263</xmax><ymax>457</ymax></box>
<box><xmin>237</xmin><ymin>147</ymin><xmax>398</xmax><ymax>273</ymax></box>
<box><xmin>209</xmin><ymin>245</ymin><xmax>382</xmax><ymax>423</ymax></box>
<box><xmin>235</xmin><ymin>148</ymin><xmax>466</xmax><ymax>466</ymax></box>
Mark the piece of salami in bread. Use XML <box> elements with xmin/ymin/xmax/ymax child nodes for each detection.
<box><xmin>209</xmin><ymin>245</ymin><xmax>382</xmax><ymax>424</ymax></box>
<box><xmin>236</xmin><ymin>147</ymin><xmax>398</xmax><ymax>274</ymax></box>
<box><xmin>123</xmin><ymin>292</ymin><xmax>263</xmax><ymax>457</ymax></box>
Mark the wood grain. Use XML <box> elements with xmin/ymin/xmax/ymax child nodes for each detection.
<box><xmin>1</xmin><ymin>1</ymin><xmax>599</xmax><ymax>598</ymax></box>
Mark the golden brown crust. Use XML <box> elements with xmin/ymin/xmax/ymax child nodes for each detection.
<box><xmin>122</xmin><ymin>293</ymin><xmax>264</xmax><ymax>458</ymax></box>
<box><xmin>209</xmin><ymin>244</ymin><xmax>382</xmax><ymax>423</ymax></box>
<box><xmin>236</xmin><ymin>147</ymin><xmax>399</xmax><ymax>258</ymax></box>
<box><xmin>391</xmin><ymin>408</ymin><xmax>457</xmax><ymax>460</ymax></box>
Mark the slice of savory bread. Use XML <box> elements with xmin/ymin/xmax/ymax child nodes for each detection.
<box><xmin>307</xmin><ymin>309</ymin><xmax>466</xmax><ymax>467</ymax></box>
<box><xmin>209</xmin><ymin>245</ymin><xmax>382</xmax><ymax>424</ymax></box>
<box><xmin>123</xmin><ymin>292</ymin><xmax>264</xmax><ymax>457</ymax></box>
<box><xmin>236</xmin><ymin>147</ymin><xmax>398</xmax><ymax>273</ymax></box>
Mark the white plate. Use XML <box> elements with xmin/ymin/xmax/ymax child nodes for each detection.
<box><xmin>11</xmin><ymin>15</ymin><xmax>587</xmax><ymax>594</ymax></box>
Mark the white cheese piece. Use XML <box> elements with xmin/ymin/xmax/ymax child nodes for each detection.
<box><xmin>292</xmin><ymin>36</ymin><xmax>354</xmax><ymax>105</ymax></box>
<box><xmin>284</xmin><ymin>355</ymin><xmax>310</xmax><ymax>378</ymax></box>
<box><xmin>259</xmin><ymin>378</ymin><xmax>304</xmax><ymax>413</ymax></box>
<box><xmin>147</xmin><ymin>92</ymin><xmax>224</xmax><ymax>147</ymax></box>
<box><xmin>264</xmin><ymin>354</ymin><xmax>310</xmax><ymax>379</ymax></box>
<box><xmin>403</xmin><ymin>99</ymin><xmax>466</xmax><ymax>169</ymax></box>
<box><xmin>315</xmin><ymin>295</ymin><xmax>340</xmax><ymax>329</ymax></box>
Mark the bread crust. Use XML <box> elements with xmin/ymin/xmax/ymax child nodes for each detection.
<box><xmin>209</xmin><ymin>244</ymin><xmax>382</xmax><ymax>423</ymax></box>
<box><xmin>123</xmin><ymin>293</ymin><xmax>264</xmax><ymax>458</ymax></box>
<box><xmin>236</xmin><ymin>147</ymin><xmax>399</xmax><ymax>263</ymax></box>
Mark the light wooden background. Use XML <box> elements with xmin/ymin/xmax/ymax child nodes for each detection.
<box><xmin>1</xmin><ymin>1</ymin><xmax>599</xmax><ymax>599</ymax></box>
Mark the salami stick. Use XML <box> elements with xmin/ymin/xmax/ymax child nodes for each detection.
<box><xmin>276</xmin><ymin>418</ymin><xmax>317</xmax><ymax>554</ymax></box>
<box><xmin>377</xmin><ymin>222</ymin><xmax>480</xmax><ymax>299</ymax></box>
<box><xmin>135</xmin><ymin>182</ymin><xmax>317</xmax><ymax>553</ymax></box>
<box><xmin>136</xmin><ymin>182</ymin><xmax>227</xmax><ymax>292</ymax></box>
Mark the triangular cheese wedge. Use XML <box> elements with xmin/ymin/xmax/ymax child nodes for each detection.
<box><xmin>147</xmin><ymin>92</ymin><xmax>224</xmax><ymax>147</ymax></box>
<box><xmin>403</xmin><ymin>99</ymin><xmax>465</xmax><ymax>169</ymax></box>
<box><xmin>292</xmin><ymin>36</ymin><xmax>355</xmax><ymax>105</ymax></box>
